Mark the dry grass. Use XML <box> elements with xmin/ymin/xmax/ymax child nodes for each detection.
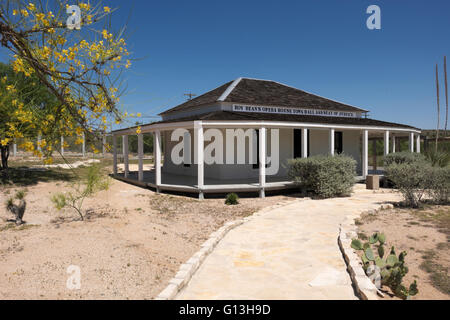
<box><xmin>356</xmin><ymin>205</ymin><xmax>450</xmax><ymax>299</ymax></box>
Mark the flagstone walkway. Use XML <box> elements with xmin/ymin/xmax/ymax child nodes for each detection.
<box><xmin>176</xmin><ymin>185</ymin><xmax>402</xmax><ymax>300</ymax></box>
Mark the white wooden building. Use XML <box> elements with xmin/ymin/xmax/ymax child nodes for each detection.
<box><xmin>112</xmin><ymin>78</ymin><xmax>421</xmax><ymax>198</ymax></box>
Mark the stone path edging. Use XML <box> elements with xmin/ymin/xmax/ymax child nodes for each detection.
<box><xmin>338</xmin><ymin>203</ymin><xmax>394</xmax><ymax>300</ymax></box>
<box><xmin>154</xmin><ymin>199</ymin><xmax>301</xmax><ymax>300</ymax></box>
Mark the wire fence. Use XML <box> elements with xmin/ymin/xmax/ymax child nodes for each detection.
<box><xmin>8</xmin><ymin>133</ymin><xmax>156</xmax><ymax>159</ymax></box>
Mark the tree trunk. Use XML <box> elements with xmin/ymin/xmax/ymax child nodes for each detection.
<box><xmin>0</xmin><ymin>144</ymin><xmax>9</xmax><ymax>170</ymax></box>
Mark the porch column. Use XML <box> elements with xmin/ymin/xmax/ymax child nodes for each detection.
<box><xmin>60</xmin><ymin>136</ymin><xmax>64</xmax><ymax>156</ymax></box>
<box><xmin>384</xmin><ymin>130</ymin><xmax>390</xmax><ymax>156</ymax></box>
<box><xmin>301</xmin><ymin>128</ymin><xmax>308</xmax><ymax>158</ymax></box>
<box><xmin>329</xmin><ymin>128</ymin><xmax>335</xmax><ymax>156</ymax></box>
<box><xmin>259</xmin><ymin>127</ymin><xmax>266</xmax><ymax>198</ymax></box>
<box><xmin>195</xmin><ymin>122</ymin><xmax>204</xmax><ymax>200</ymax></box>
<box><xmin>122</xmin><ymin>135</ymin><xmax>129</xmax><ymax>178</ymax></box>
<box><xmin>392</xmin><ymin>134</ymin><xmax>396</xmax><ymax>153</ymax></box>
<box><xmin>82</xmin><ymin>132</ymin><xmax>86</xmax><ymax>157</ymax></box>
<box><xmin>13</xmin><ymin>143</ymin><xmax>17</xmax><ymax>157</ymax></box>
<box><xmin>154</xmin><ymin>130</ymin><xmax>161</xmax><ymax>192</ymax></box>
<box><xmin>138</xmin><ymin>133</ymin><xmax>144</xmax><ymax>182</ymax></box>
<box><xmin>409</xmin><ymin>132</ymin><xmax>414</xmax><ymax>152</ymax></box>
<box><xmin>102</xmin><ymin>134</ymin><xmax>107</xmax><ymax>157</ymax></box>
<box><xmin>416</xmin><ymin>134</ymin><xmax>421</xmax><ymax>153</ymax></box>
<box><xmin>362</xmin><ymin>130</ymin><xmax>368</xmax><ymax>178</ymax></box>
<box><xmin>112</xmin><ymin>135</ymin><xmax>117</xmax><ymax>175</ymax></box>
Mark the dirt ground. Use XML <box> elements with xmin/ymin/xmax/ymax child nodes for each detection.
<box><xmin>356</xmin><ymin>205</ymin><xmax>450</xmax><ymax>300</ymax></box>
<box><xmin>0</xmin><ymin>163</ymin><xmax>294</xmax><ymax>299</ymax></box>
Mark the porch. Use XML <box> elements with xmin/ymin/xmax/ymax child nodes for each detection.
<box><xmin>110</xmin><ymin>119</ymin><xmax>421</xmax><ymax>199</ymax></box>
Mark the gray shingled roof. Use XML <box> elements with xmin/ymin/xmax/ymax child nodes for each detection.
<box><xmin>159</xmin><ymin>78</ymin><xmax>367</xmax><ymax>115</ymax></box>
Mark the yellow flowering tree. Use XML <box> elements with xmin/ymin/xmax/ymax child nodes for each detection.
<box><xmin>0</xmin><ymin>1</ymin><xmax>133</xmax><ymax>169</ymax></box>
<box><xmin>0</xmin><ymin>62</ymin><xmax>60</xmax><ymax>169</ymax></box>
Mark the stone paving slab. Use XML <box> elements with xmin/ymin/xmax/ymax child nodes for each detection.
<box><xmin>176</xmin><ymin>185</ymin><xmax>402</xmax><ymax>300</ymax></box>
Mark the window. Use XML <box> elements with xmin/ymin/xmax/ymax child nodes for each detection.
<box><xmin>253</xmin><ymin>129</ymin><xmax>269</xmax><ymax>169</ymax></box>
<box><xmin>293</xmin><ymin>129</ymin><xmax>309</xmax><ymax>158</ymax></box>
<box><xmin>334</xmin><ymin>131</ymin><xmax>343</xmax><ymax>154</ymax></box>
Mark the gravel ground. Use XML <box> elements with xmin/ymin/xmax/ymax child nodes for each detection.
<box><xmin>0</xmin><ymin>177</ymin><xmax>294</xmax><ymax>299</ymax></box>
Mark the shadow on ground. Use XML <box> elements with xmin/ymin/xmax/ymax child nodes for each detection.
<box><xmin>0</xmin><ymin>167</ymin><xmax>73</xmax><ymax>187</ymax></box>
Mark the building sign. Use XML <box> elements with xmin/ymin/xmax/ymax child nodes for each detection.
<box><xmin>232</xmin><ymin>104</ymin><xmax>357</xmax><ymax>118</ymax></box>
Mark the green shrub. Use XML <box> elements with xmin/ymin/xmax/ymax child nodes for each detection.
<box><xmin>427</xmin><ymin>167</ymin><xmax>450</xmax><ymax>204</ymax></box>
<box><xmin>384</xmin><ymin>162</ymin><xmax>433</xmax><ymax>207</ymax></box>
<box><xmin>383</xmin><ymin>151</ymin><xmax>426</xmax><ymax>166</ymax></box>
<box><xmin>288</xmin><ymin>154</ymin><xmax>356</xmax><ymax>198</ymax></box>
<box><xmin>225</xmin><ymin>193</ymin><xmax>239</xmax><ymax>205</ymax></box>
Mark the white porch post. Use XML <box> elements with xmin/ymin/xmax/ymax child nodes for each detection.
<box><xmin>81</xmin><ymin>132</ymin><xmax>86</xmax><ymax>157</ymax></box>
<box><xmin>13</xmin><ymin>143</ymin><xmax>17</xmax><ymax>157</ymax></box>
<box><xmin>409</xmin><ymin>132</ymin><xmax>414</xmax><ymax>152</ymax></box>
<box><xmin>384</xmin><ymin>130</ymin><xmax>390</xmax><ymax>156</ymax></box>
<box><xmin>122</xmin><ymin>135</ymin><xmax>129</xmax><ymax>178</ymax></box>
<box><xmin>301</xmin><ymin>128</ymin><xmax>308</xmax><ymax>158</ymax></box>
<box><xmin>112</xmin><ymin>135</ymin><xmax>117</xmax><ymax>175</ymax></box>
<box><xmin>329</xmin><ymin>128</ymin><xmax>335</xmax><ymax>156</ymax></box>
<box><xmin>154</xmin><ymin>130</ymin><xmax>161</xmax><ymax>192</ymax></box>
<box><xmin>392</xmin><ymin>134</ymin><xmax>396</xmax><ymax>153</ymax></box>
<box><xmin>138</xmin><ymin>133</ymin><xmax>144</xmax><ymax>182</ymax></box>
<box><xmin>195</xmin><ymin>122</ymin><xmax>204</xmax><ymax>200</ymax></box>
<box><xmin>362</xmin><ymin>130</ymin><xmax>368</xmax><ymax>178</ymax></box>
<box><xmin>416</xmin><ymin>134</ymin><xmax>421</xmax><ymax>153</ymax></box>
<box><xmin>259</xmin><ymin>127</ymin><xmax>266</xmax><ymax>198</ymax></box>
<box><xmin>60</xmin><ymin>136</ymin><xmax>64</xmax><ymax>156</ymax></box>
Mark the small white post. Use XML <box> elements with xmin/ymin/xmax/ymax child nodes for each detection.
<box><xmin>60</xmin><ymin>136</ymin><xmax>64</xmax><ymax>156</ymax></box>
<box><xmin>384</xmin><ymin>130</ymin><xmax>390</xmax><ymax>156</ymax></box>
<box><xmin>13</xmin><ymin>143</ymin><xmax>17</xmax><ymax>157</ymax></box>
<box><xmin>329</xmin><ymin>128</ymin><xmax>335</xmax><ymax>156</ymax></box>
<box><xmin>138</xmin><ymin>133</ymin><xmax>144</xmax><ymax>182</ymax></box>
<box><xmin>301</xmin><ymin>128</ymin><xmax>308</xmax><ymax>158</ymax></box>
<box><xmin>123</xmin><ymin>135</ymin><xmax>129</xmax><ymax>178</ymax></box>
<box><xmin>362</xmin><ymin>130</ymin><xmax>368</xmax><ymax>178</ymax></box>
<box><xmin>102</xmin><ymin>134</ymin><xmax>107</xmax><ymax>157</ymax></box>
<box><xmin>416</xmin><ymin>134</ymin><xmax>421</xmax><ymax>153</ymax></box>
<box><xmin>392</xmin><ymin>134</ymin><xmax>396</xmax><ymax>153</ymax></box>
<box><xmin>409</xmin><ymin>132</ymin><xmax>414</xmax><ymax>152</ymax></box>
<box><xmin>81</xmin><ymin>132</ymin><xmax>86</xmax><ymax>157</ymax></box>
<box><xmin>37</xmin><ymin>134</ymin><xmax>42</xmax><ymax>152</ymax></box>
<box><xmin>259</xmin><ymin>127</ymin><xmax>266</xmax><ymax>198</ymax></box>
<box><xmin>112</xmin><ymin>135</ymin><xmax>117</xmax><ymax>175</ymax></box>
<box><xmin>154</xmin><ymin>130</ymin><xmax>161</xmax><ymax>191</ymax></box>
<box><xmin>195</xmin><ymin>122</ymin><xmax>204</xmax><ymax>200</ymax></box>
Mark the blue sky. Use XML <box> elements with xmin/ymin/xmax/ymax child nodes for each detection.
<box><xmin>1</xmin><ymin>0</ymin><xmax>449</xmax><ymax>130</ymax></box>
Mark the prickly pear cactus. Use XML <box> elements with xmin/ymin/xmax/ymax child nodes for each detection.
<box><xmin>351</xmin><ymin>231</ymin><xmax>418</xmax><ymax>299</ymax></box>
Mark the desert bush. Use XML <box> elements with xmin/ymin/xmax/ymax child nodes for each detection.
<box><xmin>5</xmin><ymin>189</ymin><xmax>26</xmax><ymax>225</ymax></box>
<box><xmin>288</xmin><ymin>154</ymin><xmax>356</xmax><ymax>198</ymax></box>
<box><xmin>383</xmin><ymin>151</ymin><xmax>426</xmax><ymax>166</ymax></box>
<box><xmin>225</xmin><ymin>193</ymin><xmax>239</xmax><ymax>205</ymax></box>
<box><xmin>427</xmin><ymin>167</ymin><xmax>450</xmax><ymax>204</ymax></box>
<box><xmin>384</xmin><ymin>162</ymin><xmax>433</xmax><ymax>207</ymax></box>
<box><xmin>51</xmin><ymin>164</ymin><xmax>110</xmax><ymax>220</ymax></box>
<box><xmin>351</xmin><ymin>232</ymin><xmax>418</xmax><ymax>300</ymax></box>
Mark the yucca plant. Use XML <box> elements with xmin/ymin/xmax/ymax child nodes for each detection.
<box><xmin>5</xmin><ymin>189</ymin><xmax>26</xmax><ymax>225</ymax></box>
